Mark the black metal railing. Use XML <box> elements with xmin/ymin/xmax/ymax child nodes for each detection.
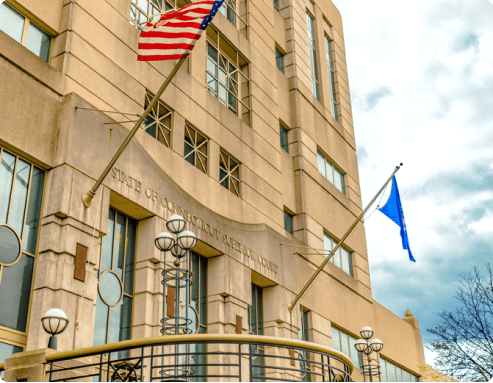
<box><xmin>45</xmin><ymin>334</ymin><xmax>353</xmax><ymax>382</ymax></box>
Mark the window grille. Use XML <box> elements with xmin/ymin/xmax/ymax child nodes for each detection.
<box><xmin>143</xmin><ymin>92</ymin><xmax>172</xmax><ymax>148</ymax></box>
<box><xmin>184</xmin><ymin>124</ymin><xmax>208</xmax><ymax>174</ymax></box>
<box><xmin>206</xmin><ymin>27</ymin><xmax>251</xmax><ymax>125</ymax></box>
<box><xmin>219</xmin><ymin>150</ymin><xmax>240</xmax><ymax>197</ymax></box>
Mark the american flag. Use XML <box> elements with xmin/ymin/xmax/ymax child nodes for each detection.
<box><xmin>138</xmin><ymin>0</ymin><xmax>224</xmax><ymax>61</ymax></box>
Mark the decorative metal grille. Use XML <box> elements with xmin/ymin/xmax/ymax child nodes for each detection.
<box><xmin>143</xmin><ymin>92</ymin><xmax>172</xmax><ymax>148</ymax></box>
<box><xmin>219</xmin><ymin>150</ymin><xmax>240</xmax><ymax>197</ymax></box>
<box><xmin>184</xmin><ymin>125</ymin><xmax>208</xmax><ymax>174</ymax></box>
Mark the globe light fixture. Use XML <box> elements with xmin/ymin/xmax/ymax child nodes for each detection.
<box><xmin>370</xmin><ymin>339</ymin><xmax>384</xmax><ymax>353</ymax></box>
<box><xmin>171</xmin><ymin>243</ymin><xmax>187</xmax><ymax>258</ymax></box>
<box><xmin>41</xmin><ymin>308</ymin><xmax>69</xmax><ymax>350</ymax></box>
<box><xmin>354</xmin><ymin>339</ymin><xmax>368</xmax><ymax>353</ymax></box>
<box><xmin>166</xmin><ymin>214</ymin><xmax>187</xmax><ymax>234</ymax></box>
<box><xmin>360</xmin><ymin>326</ymin><xmax>374</xmax><ymax>340</ymax></box>
<box><xmin>155</xmin><ymin>232</ymin><xmax>175</xmax><ymax>252</ymax></box>
<box><xmin>177</xmin><ymin>231</ymin><xmax>197</xmax><ymax>251</ymax></box>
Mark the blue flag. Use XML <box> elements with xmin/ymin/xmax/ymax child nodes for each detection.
<box><xmin>379</xmin><ymin>176</ymin><xmax>416</xmax><ymax>262</ymax></box>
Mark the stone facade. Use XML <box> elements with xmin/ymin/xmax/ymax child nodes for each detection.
<box><xmin>0</xmin><ymin>0</ymin><xmax>427</xmax><ymax>381</ymax></box>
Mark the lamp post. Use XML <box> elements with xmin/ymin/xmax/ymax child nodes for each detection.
<box><xmin>154</xmin><ymin>214</ymin><xmax>197</xmax><ymax>379</ymax></box>
<box><xmin>41</xmin><ymin>308</ymin><xmax>69</xmax><ymax>350</ymax></box>
<box><xmin>354</xmin><ymin>327</ymin><xmax>384</xmax><ymax>382</ymax></box>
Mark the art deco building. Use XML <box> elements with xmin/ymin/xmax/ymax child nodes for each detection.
<box><xmin>0</xmin><ymin>0</ymin><xmax>427</xmax><ymax>380</ymax></box>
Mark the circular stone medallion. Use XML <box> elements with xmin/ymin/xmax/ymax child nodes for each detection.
<box><xmin>0</xmin><ymin>225</ymin><xmax>21</xmax><ymax>265</ymax></box>
<box><xmin>99</xmin><ymin>271</ymin><xmax>123</xmax><ymax>306</ymax></box>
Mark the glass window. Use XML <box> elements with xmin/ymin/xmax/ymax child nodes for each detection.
<box><xmin>324</xmin><ymin>36</ymin><xmax>338</xmax><ymax>121</ymax></box>
<box><xmin>380</xmin><ymin>358</ymin><xmax>418</xmax><ymax>382</ymax></box>
<box><xmin>248</xmin><ymin>284</ymin><xmax>264</xmax><ymax>381</ymax></box>
<box><xmin>219</xmin><ymin>150</ymin><xmax>240</xmax><ymax>197</ymax></box>
<box><xmin>130</xmin><ymin>0</ymin><xmax>176</xmax><ymax>30</ymax></box>
<box><xmin>306</xmin><ymin>12</ymin><xmax>319</xmax><ymax>100</ymax></box>
<box><xmin>0</xmin><ymin>342</ymin><xmax>23</xmax><ymax>378</ymax></box>
<box><xmin>0</xmin><ymin>148</ymin><xmax>45</xmax><ymax>336</ymax></box>
<box><xmin>299</xmin><ymin>309</ymin><xmax>311</xmax><ymax>381</ymax></box>
<box><xmin>273</xmin><ymin>0</ymin><xmax>279</xmax><ymax>10</ymax></box>
<box><xmin>93</xmin><ymin>208</ymin><xmax>137</xmax><ymax>358</ymax></box>
<box><xmin>184</xmin><ymin>124</ymin><xmax>208</xmax><ymax>174</ymax></box>
<box><xmin>190</xmin><ymin>252</ymin><xmax>207</xmax><ymax>381</ymax></box>
<box><xmin>280</xmin><ymin>124</ymin><xmax>289</xmax><ymax>153</ymax></box>
<box><xmin>317</xmin><ymin>151</ymin><xmax>345</xmax><ymax>194</ymax></box>
<box><xmin>275</xmin><ymin>47</ymin><xmax>284</xmax><ymax>73</ymax></box>
<box><xmin>0</xmin><ymin>4</ymin><xmax>51</xmax><ymax>62</ymax></box>
<box><xmin>284</xmin><ymin>210</ymin><xmax>294</xmax><ymax>234</ymax></box>
<box><xmin>331</xmin><ymin>326</ymin><xmax>362</xmax><ymax>369</ymax></box>
<box><xmin>143</xmin><ymin>92</ymin><xmax>172</xmax><ymax>148</ymax></box>
<box><xmin>206</xmin><ymin>29</ymin><xmax>250</xmax><ymax>124</ymax></box>
<box><xmin>324</xmin><ymin>233</ymin><xmax>353</xmax><ymax>276</ymax></box>
<box><xmin>380</xmin><ymin>358</ymin><xmax>388</xmax><ymax>382</ymax></box>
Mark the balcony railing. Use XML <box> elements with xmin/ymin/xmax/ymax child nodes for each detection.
<box><xmin>38</xmin><ymin>334</ymin><xmax>353</xmax><ymax>382</ymax></box>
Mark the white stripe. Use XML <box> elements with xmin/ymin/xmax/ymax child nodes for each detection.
<box><xmin>138</xmin><ymin>48</ymin><xmax>195</xmax><ymax>56</ymax></box>
<box><xmin>139</xmin><ymin>35</ymin><xmax>202</xmax><ymax>45</ymax></box>
<box><xmin>142</xmin><ymin>25</ymin><xmax>202</xmax><ymax>34</ymax></box>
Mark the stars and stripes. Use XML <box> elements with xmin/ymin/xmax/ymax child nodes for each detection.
<box><xmin>138</xmin><ymin>0</ymin><xmax>224</xmax><ymax>61</ymax></box>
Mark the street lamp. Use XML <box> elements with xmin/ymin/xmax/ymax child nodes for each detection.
<box><xmin>354</xmin><ymin>327</ymin><xmax>384</xmax><ymax>382</ymax></box>
<box><xmin>41</xmin><ymin>308</ymin><xmax>69</xmax><ymax>350</ymax></box>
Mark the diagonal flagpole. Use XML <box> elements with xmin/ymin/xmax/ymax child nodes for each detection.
<box><xmin>82</xmin><ymin>57</ymin><xmax>187</xmax><ymax>208</ymax></box>
<box><xmin>287</xmin><ymin>163</ymin><xmax>403</xmax><ymax>312</ymax></box>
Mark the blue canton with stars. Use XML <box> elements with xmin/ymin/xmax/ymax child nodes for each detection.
<box><xmin>199</xmin><ymin>0</ymin><xmax>225</xmax><ymax>30</ymax></box>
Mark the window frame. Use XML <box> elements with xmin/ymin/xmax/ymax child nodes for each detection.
<box><xmin>324</xmin><ymin>232</ymin><xmax>353</xmax><ymax>277</ymax></box>
<box><xmin>143</xmin><ymin>91</ymin><xmax>173</xmax><ymax>148</ymax></box>
<box><xmin>219</xmin><ymin>150</ymin><xmax>241</xmax><ymax>197</ymax></box>
<box><xmin>0</xmin><ymin>3</ymin><xmax>52</xmax><ymax>63</ymax></box>
<box><xmin>306</xmin><ymin>11</ymin><xmax>320</xmax><ymax>101</ymax></box>
<box><xmin>317</xmin><ymin>150</ymin><xmax>345</xmax><ymax>195</ymax></box>
<box><xmin>279</xmin><ymin>124</ymin><xmax>289</xmax><ymax>153</ymax></box>
<box><xmin>275</xmin><ymin>46</ymin><xmax>285</xmax><ymax>74</ymax></box>
<box><xmin>130</xmin><ymin>0</ymin><xmax>183</xmax><ymax>30</ymax></box>
<box><xmin>331</xmin><ymin>326</ymin><xmax>363</xmax><ymax>370</ymax></box>
<box><xmin>184</xmin><ymin>123</ymin><xmax>209</xmax><ymax>174</ymax></box>
<box><xmin>324</xmin><ymin>35</ymin><xmax>338</xmax><ymax>121</ymax></box>
<box><xmin>284</xmin><ymin>208</ymin><xmax>294</xmax><ymax>234</ymax></box>
<box><xmin>380</xmin><ymin>357</ymin><xmax>419</xmax><ymax>382</ymax></box>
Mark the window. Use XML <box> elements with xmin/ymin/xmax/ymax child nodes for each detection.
<box><xmin>130</xmin><ymin>0</ymin><xmax>177</xmax><ymax>30</ymax></box>
<box><xmin>280</xmin><ymin>124</ymin><xmax>289</xmax><ymax>152</ymax></box>
<box><xmin>273</xmin><ymin>0</ymin><xmax>279</xmax><ymax>10</ymax></box>
<box><xmin>275</xmin><ymin>47</ymin><xmax>284</xmax><ymax>73</ymax></box>
<box><xmin>298</xmin><ymin>309</ymin><xmax>311</xmax><ymax>382</ymax></box>
<box><xmin>218</xmin><ymin>0</ymin><xmax>247</xmax><ymax>32</ymax></box>
<box><xmin>284</xmin><ymin>209</ymin><xmax>294</xmax><ymax>234</ymax></box>
<box><xmin>184</xmin><ymin>124</ymin><xmax>208</xmax><ymax>174</ymax></box>
<box><xmin>0</xmin><ymin>148</ymin><xmax>44</xmax><ymax>363</ymax></box>
<box><xmin>93</xmin><ymin>208</ymin><xmax>136</xmax><ymax>358</ymax></box>
<box><xmin>219</xmin><ymin>150</ymin><xmax>240</xmax><ymax>197</ymax></box>
<box><xmin>317</xmin><ymin>151</ymin><xmax>345</xmax><ymax>194</ymax></box>
<box><xmin>206</xmin><ymin>27</ymin><xmax>250</xmax><ymax>124</ymax></box>
<box><xmin>143</xmin><ymin>92</ymin><xmax>172</xmax><ymax>148</ymax></box>
<box><xmin>324</xmin><ymin>233</ymin><xmax>353</xmax><ymax>276</ymax></box>
<box><xmin>306</xmin><ymin>12</ymin><xmax>319</xmax><ymax>100</ymax></box>
<box><xmin>324</xmin><ymin>36</ymin><xmax>338</xmax><ymax>121</ymax></box>
<box><xmin>380</xmin><ymin>358</ymin><xmax>419</xmax><ymax>382</ymax></box>
<box><xmin>0</xmin><ymin>3</ymin><xmax>51</xmax><ymax>62</ymax></box>
<box><xmin>331</xmin><ymin>327</ymin><xmax>362</xmax><ymax>370</ymax></box>
<box><xmin>248</xmin><ymin>284</ymin><xmax>264</xmax><ymax>381</ymax></box>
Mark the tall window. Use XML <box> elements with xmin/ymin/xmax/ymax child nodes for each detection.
<box><xmin>143</xmin><ymin>92</ymin><xmax>172</xmax><ymax>148</ymax></box>
<box><xmin>275</xmin><ymin>47</ymin><xmax>284</xmax><ymax>73</ymax></box>
<box><xmin>306</xmin><ymin>12</ymin><xmax>319</xmax><ymax>100</ymax></box>
<box><xmin>130</xmin><ymin>0</ymin><xmax>179</xmax><ymax>30</ymax></box>
<box><xmin>219</xmin><ymin>150</ymin><xmax>240</xmax><ymax>197</ymax></box>
<box><xmin>284</xmin><ymin>209</ymin><xmax>294</xmax><ymax>234</ymax></box>
<box><xmin>280</xmin><ymin>124</ymin><xmax>289</xmax><ymax>152</ymax></box>
<box><xmin>324</xmin><ymin>233</ymin><xmax>353</xmax><ymax>277</ymax></box>
<box><xmin>248</xmin><ymin>284</ymin><xmax>264</xmax><ymax>381</ymax></box>
<box><xmin>0</xmin><ymin>148</ymin><xmax>45</xmax><ymax>359</ymax></box>
<box><xmin>380</xmin><ymin>358</ymin><xmax>419</xmax><ymax>382</ymax></box>
<box><xmin>324</xmin><ymin>36</ymin><xmax>338</xmax><ymax>121</ymax></box>
<box><xmin>184</xmin><ymin>124</ymin><xmax>208</xmax><ymax>174</ymax></box>
<box><xmin>298</xmin><ymin>309</ymin><xmax>311</xmax><ymax>382</ymax></box>
<box><xmin>93</xmin><ymin>209</ymin><xmax>136</xmax><ymax>358</ymax></box>
<box><xmin>218</xmin><ymin>0</ymin><xmax>247</xmax><ymax>33</ymax></box>
<box><xmin>317</xmin><ymin>151</ymin><xmax>345</xmax><ymax>194</ymax></box>
<box><xmin>0</xmin><ymin>3</ymin><xmax>51</xmax><ymax>62</ymax></box>
<box><xmin>331</xmin><ymin>327</ymin><xmax>362</xmax><ymax>370</ymax></box>
<box><xmin>206</xmin><ymin>27</ymin><xmax>250</xmax><ymax>124</ymax></box>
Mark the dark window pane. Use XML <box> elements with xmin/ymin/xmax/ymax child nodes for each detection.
<box><xmin>284</xmin><ymin>211</ymin><xmax>293</xmax><ymax>234</ymax></box>
<box><xmin>199</xmin><ymin>255</ymin><xmax>207</xmax><ymax>326</ymax></box>
<box><xmin>124</xmin><ymin>219</ymin><xmax>137</xmax><ymax>295</ymax></box>
<box><xmin>273</xmin><ymin>0</ymin><xmax>279</xmax><ymax>10</ymax></box>
<box><xmin>26</xmin><ymin>23</ymin><xmax>51</xmax><ymax>62</ymax></box>
<box><xmin>220</xmin><ymin>169</ymin><xmax>228</xmax><ymax>189</ymax></box>
<box><xmin>101</xmin><ymin>209</ymin><xmax>115</xmax><ymax>274</ymax></box>
<box><xmin>0</xmin><ymin>151</ymin><xmax>16</xmax><ymax>223</ymax></box>
<box><xmin>275</xmin><ymin>48</ymin><xmax>284</xmax><ymax>73</ymax></box>
<box><xmin>93</xmin><ymin>293</ymin><xmax>109</xmax><ymax>347</ymax></box>
<box><xmin>120</xmin><ymin>296</ymin><xmax>132</xmax><ymax>342</ymax></box>
<box><xmin>113</xmin><ymin>212</ymin><xmax>126</xmax><ymax>279</ymax></box>
<box><xmin>280</xmin><ymin>125</ymin><xmax>288</xmax><ymax>152</ymax></box>
<box><xmin>0</xmin><ymin>253</ymin><xmax>34</xmax><ymax>332</ymax></box>
<box><xmin>207</xmin><ymin>42</ymin><xmax>218</xmax><ymax>62</ymax></box>
<box><xmin>9</xmin><ymin>159</ymin><xmax>31</xmax><ymax>237</ymax></box>
<box><xmin>23</xmin><ymin>167</ymin><xmax>45</xmax><ymax>254</ymax></box>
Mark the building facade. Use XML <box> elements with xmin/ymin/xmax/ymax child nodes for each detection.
<box><xmin>0</xmin><ymin>0</ymin><xmax>426</xmax><ymax>380</ymax></box>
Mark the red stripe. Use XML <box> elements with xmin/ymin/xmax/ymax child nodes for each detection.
<box><xmin>138</xmin><ymin>53</ymin><xmax>190</xmax><ymax>61</ymax></box>
<box><xmin>139</xmin><ymin>42</ymin><xmax>197</xmax><ymax>50</ymax></box>
<box><xmin>140</xmin><ymin>31</ymin><xmax>202</xmax><ymax>39</ymax></box>
<box><xmin>161</xmin><ymin>21</ymin><xmax>202</xmax><ymax>28</ymax></box>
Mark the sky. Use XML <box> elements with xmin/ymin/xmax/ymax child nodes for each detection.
<box><xmin>332</xmin><ymin>0</ymin><xmax>493</xmax><ymax>367</ymax></box>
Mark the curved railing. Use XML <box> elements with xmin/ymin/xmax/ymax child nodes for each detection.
<box><xmin>45</xmin><ymin>334</ymin><xmax>353</xmax><ymax>382</ymax></box>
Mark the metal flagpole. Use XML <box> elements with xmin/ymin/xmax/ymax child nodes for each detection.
<box><xmin>287</xmin><ymin>163</ymin><xmax>403</xmax><ymax>312</ymax></box>
<box><xmin>81</xmin><ymin>56</ymin><xmax>188</xmax><ymax>208</ymax></box>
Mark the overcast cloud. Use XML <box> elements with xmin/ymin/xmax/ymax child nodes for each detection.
<box><xmin>332</xmin><ymin>0</ymin><xmax>493</xmax><ymax>366</ymax></box>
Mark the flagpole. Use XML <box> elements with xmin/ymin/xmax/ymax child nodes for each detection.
<box><xmin>287</xmin><ymin>163</ymin><xmax>403</xmax><ymax>312</ymax></box>
<box><xmin>82</xmin><ymin>56</ymin><xmax>188</xmax><ymax>208</ymax></box>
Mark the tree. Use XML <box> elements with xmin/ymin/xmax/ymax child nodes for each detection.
<box><xmin>427</xmin><ymin>263</ymin><xmax>493</xmax><ymax>382</ymax></box>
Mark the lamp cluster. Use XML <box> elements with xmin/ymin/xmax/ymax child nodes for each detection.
<box><xmin>354</xmin><ymin>326</ymin><xmax>384</xmax><ymax>382</ymax></box>
<box><xmin>155</xmin><ymin>214</ymin><xmax>197</xmax><ymax>257</ymax></box>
